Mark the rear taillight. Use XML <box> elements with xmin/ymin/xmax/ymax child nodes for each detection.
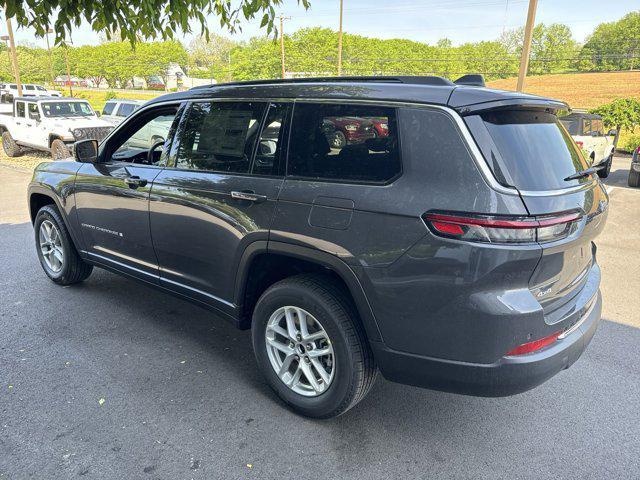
<box><xmin>506</xmin><ymin>330</ymin><xmax>562</xmax><ymax>356</ymax></box>
<box><xmin>575</xmin><ymin>141</ymin><xmax>584</xmax><ymax>149</ymax></box>
<box><xmin>423</xmin><ymin>211</ymin><xmax>581</xmax><ymax>244</ymax></box>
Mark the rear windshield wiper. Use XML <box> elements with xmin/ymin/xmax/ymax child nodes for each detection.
<box><xmin>564</xmin><ymin>160</ymin><xmax>607</xmax><ymax>181</ymax></box>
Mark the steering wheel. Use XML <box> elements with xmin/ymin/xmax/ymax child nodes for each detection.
<box><xmin>147</xmin><ymin>139</ymin><xmax>165</xmax><ymax>165</ymax></box>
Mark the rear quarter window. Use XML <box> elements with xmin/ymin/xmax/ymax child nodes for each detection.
<box><xmin>288</xmin><ymin>103</ymin><xmax>401</xmax><ymax>183</ymax></box>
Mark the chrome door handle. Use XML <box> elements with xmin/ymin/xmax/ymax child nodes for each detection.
<box><xmin>124</xmin><ymin>176</ymin><xmax>147</xmax><ymax>189</ymax></box>
<box><xmin>231</xmin><ymin>190</ymin><xmax>267</xmax><ymax>203</ymax></box>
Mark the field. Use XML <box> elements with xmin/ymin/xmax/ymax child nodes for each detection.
<box><xmin>487</xmin><ymin>71</ymin><xmax>640</xmax><ymax>109</ymax></box>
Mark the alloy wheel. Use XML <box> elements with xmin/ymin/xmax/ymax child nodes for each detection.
<box><xmin>39</xmin><ymin>220</ymin><xmax>64</xmax><ymax>272</ymax></box>
<box><xmin>265</xmin><ymin>306</ymin><xmax>335</xmax><ymax>397</ymax></box>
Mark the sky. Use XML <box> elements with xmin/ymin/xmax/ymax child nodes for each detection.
<box><xmin>5</xmin><ymin>0</ymin><xmax>639</xmax><ymax>48</ymax></box>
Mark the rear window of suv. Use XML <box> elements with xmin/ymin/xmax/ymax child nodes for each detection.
<box><xmin>288</xmin><ymin>103</ymin><xmax>400</xmax><ymax>183</ymax></box>
<box><xmin>465</xmin><ymin>110</ymin><xmax>590</xmax><ymax>191</ymax></box>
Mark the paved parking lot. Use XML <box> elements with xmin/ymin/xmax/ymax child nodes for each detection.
<box><xmin>1</xmin><ymin>157</ymin><xmax>639</xmax><ymax>479</ymax></box>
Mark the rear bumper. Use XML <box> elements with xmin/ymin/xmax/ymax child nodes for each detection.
<box><xmin>372</xmin><ymin>290</ymin><xmax>602</xmax><ymax>397</ymax></box>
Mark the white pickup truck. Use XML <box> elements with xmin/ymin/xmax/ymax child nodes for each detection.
<box><xmin>0</xmin><ymin>97</ymin><xmax>113</xmax><ymax>159</ymax></box>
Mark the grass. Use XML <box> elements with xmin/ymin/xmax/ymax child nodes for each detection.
<box><xmin>68</xmin><ymin>88</ymin><xmax>162</xmax><ymax>112</ymax></box>
<box><xmin>488</xmin><ymin>71</ymin><xmax>640</xmax><ymax>151</ymax></box>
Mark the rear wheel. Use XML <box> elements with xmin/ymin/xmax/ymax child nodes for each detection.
<box><xmin>2</xmin><ymin>131</ymin><xmax>22</xmax><ymax>157</ymax></box>
<box><xmin>50</xmin><ymin>139</ymin><xmax>70</xmax><ymax>160</ymax></box>
<box><xmin>34</xmin><ymin>205</ymin><xmax>93</xmax><ymax>285</ymax></box>
<box><xmin>331</xmin><ymin>131</ymin><xmax>347</xmax><ymax>149</ymax></box>
<box><xmin>629</xmin><ymin>167</ymin><xmax>640</xmax><ymax>187</ymax></box>
<box><xmin>252</xmin><ymin>274</ymin><xmax>377</xmax><ymax>418</ymax></box>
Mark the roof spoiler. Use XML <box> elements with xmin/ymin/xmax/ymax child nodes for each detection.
<box><xmin>454</xmin><ymin>74</ymin><xmax>485</xmax><ymax>87</ymax></box>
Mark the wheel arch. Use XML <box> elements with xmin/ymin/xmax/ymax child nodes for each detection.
<box><xmin>234</xmin><ymin>241</ymin><xmax>382</xmax><ymax>343</ymax></box>
<box><xmin>28</xmin><ymin>187</ymin><xmax>84</xmax><ymax>253</ymax></box>
<box><xmin>48</xmin><ymin>134</ymin><xmax>63</xmax><ymax>148</ymax></box>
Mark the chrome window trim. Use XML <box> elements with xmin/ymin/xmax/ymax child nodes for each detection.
<box><xmin>102</xmin><ymin>96</ymin><xmax>597</xmax><ymax>198</ymax></box>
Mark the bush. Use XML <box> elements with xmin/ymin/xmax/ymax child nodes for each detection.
<box><xmin>104</xmin><ymin>91</ymin><xmax>117</xmax><ymax>101</ymax></box>
<box><xmin>621</xmin><ymin>135</ymin><xmax>640</xmax><ymax>153</ymax></box>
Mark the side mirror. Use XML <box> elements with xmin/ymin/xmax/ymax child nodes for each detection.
<box><xmin>74</xmin><ymin>139</ymin><xmax>98</xmax><ymax>163</ymax></box>
<box><xmin>608</xmin><ymin>129</ymin><xmax>617</xmax><ymax>136</ymax></box>
<box><xmin>95</xmin><ymin>111</ymin><xmax>101</xmax><ymax>117</ymax></box>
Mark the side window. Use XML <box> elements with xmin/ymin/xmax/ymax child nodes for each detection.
<box><xmin>591</xmin><ymin>119</ymin><xmax>603</xmax><ymax>135</ymax></box>
<box><xmin>288</xmin><ymin>103</ymin><xmax>400</xmax><ymax>183</ymax></box>
<box><xmin>253</xmin><ymin>103</ymin><xmax>289</xmax><ymax>176</ymax></box>
<box><xmin>24</xmin><ymin>85</ymin><xmax>35</xmax><ymax>91</ymax></box>
<box><xmin>102</xmin><ymin>102</ymin><xmax>116</xmax><ymax>116</ymax></box>
<box><xmin>28</xmin><ymin>103</ymin><xmax>40</xmax><ymax>120</ymax></box>
<box><xmin>36</xmin><ymin>86</ymin><xmax>47</xmax><ymax>91</ymax></box>
<box><xmin>174</xmin><ymin>101</ymin><xmax>267</xmax><ymax>174</ymax></box>
<box><xmin>581</xmin><ymin>119</ymin><xmax>591</xmax><ymax>135</ymax></box>
<box><xmin>16</xmin><ymin>101</ymin><xmax>25</xmax><ymax>117</ymax></box>
<box><xmin>117</xmin><ymin>103</ymin><xmax>136</xmax><ymax>117</ymax></box>
<box><xmin>109</xmin><ymin>105</ymin><xmax>180</xmax><ymax>165</ymax></box>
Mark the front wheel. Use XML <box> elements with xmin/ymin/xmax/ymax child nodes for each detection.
<box><xmin>34</xmin><ymin>205</ymin><xmax>93</xmax><ymax>285</ymax></box>
<box><xmin>252</xmin><ymin>274</ymin><xmax>377</xmax><ymax>418</ymax></box>
<box><xmin>51</xmin><ymin>139</ymin><xmax>70</xmax><ymax>160</ymax></box>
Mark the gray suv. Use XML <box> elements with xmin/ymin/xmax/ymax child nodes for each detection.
<box><xmin>27</xmin><ymin>76</ymin><xmax>608</xmax><ymax>418</ymax></box>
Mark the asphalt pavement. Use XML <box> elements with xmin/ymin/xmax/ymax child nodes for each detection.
<box><xmin>1</xmin><ymin>158</ymin><xmax>639</xmax><ymax>479</ymax></box>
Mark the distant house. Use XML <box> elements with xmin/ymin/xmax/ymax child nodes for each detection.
<box><xmin>53</xmin><ymin>76</ymin><xmax>88</xmax><ymax>87</ymax></box>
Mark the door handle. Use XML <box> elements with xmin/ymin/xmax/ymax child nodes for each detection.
<box><xmin>124</xmin><ymin>176</ymin><xmax>147</xmax><ymax>189</ymax></box>
<box><xmin>230</xmin><ymin>190</ymin><xmax>267</xmax><ymax>203</ymax></box>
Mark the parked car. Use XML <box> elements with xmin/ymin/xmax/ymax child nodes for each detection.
<box><xmin>559</xmin><ymin>111</ymin><xmax>616</xmax><ymax>178</ymax></box>
<box><xmin>101</xmin><ymin>99</ymin><xmax>145</xmax><ymax>126</ymax></box>
<box><xmin>27</xmin><ymin>76</ymin><xmax>608</xmax><ymax>418</ymax></box>
<box><xmin>628</xmin><ymin>144</ymin><xmax>640</xmax><ymax>187</ymax></box>
<box><xmin>322</xmin><ymin>116</ymin><xmax>376</xmax><ymax>148</ymax></box>
<box><xmin>1</xmin><ymin>97</ymin><xmax>113</xmax><ymax>159</ymax></box>
<box><xmin>1</xmin><ymin>83</ymin><xmax>62</xmax><ymax>102</ymax></box>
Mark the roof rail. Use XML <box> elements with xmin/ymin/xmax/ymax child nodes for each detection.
<box><xmin>190</xmin><ymin>75</ymin><xmax>456</xmax><ymax>90</ymax></box>
<box><xmin>454</xmin><ymin>74</ymin><xmax>485</xmax><ymax>87</ymax></box>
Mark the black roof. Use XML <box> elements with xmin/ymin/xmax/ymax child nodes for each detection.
<box><xmin>146</xmin><ymin>75</ymin><xmax>567</xmax><ymax>113</ymax></box>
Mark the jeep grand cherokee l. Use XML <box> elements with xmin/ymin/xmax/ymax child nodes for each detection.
<box><xmin>27</xmin><ymin>76</ymin><xmax>608</xmax><ymax>418</ymax></box>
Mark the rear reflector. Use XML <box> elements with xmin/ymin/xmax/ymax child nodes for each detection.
<box><xmin>506</xmin><ymin>331</ymin><xmax>562</xmax><ymax>356</ymax></box>
<box><xmin>423</xmin><ymin>211</ymin><xmax>581</xmax><ymax>244</ymax></box>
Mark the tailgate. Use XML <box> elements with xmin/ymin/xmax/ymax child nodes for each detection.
<box><xmin>523</xmin><ymin>181</ymin><xmax>608</xmax><ymax>314</ymax></box>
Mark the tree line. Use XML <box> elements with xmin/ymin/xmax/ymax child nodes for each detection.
<box><xmin>1</xmin><ymin>11</ymin><xmax>638</xmax><ymax>86</ymax></box>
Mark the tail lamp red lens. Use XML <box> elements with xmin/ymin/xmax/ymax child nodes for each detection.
<box><xmin>423</xmin><ymin>211</ymin><xmax>581</xmax><ymax>244</ymax></box>
<box><xmin>506</xmin><ymin>330</ymin><xmax>562</xmax><ymax>356</ymax></box>
<box><xmin>575</xmin><ymin>141</ymin><xmax>584</xmax><ymax>149</ymax></box>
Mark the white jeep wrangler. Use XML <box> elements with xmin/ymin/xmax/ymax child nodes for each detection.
<box><xmin>0</xmin><ymin>97</ymin><xmax>113</xmax><ymax>160</ymax></box>
<box><xmin>559</xmin><ymin>111</ymin><xmax>616</xmax><ymax>178</ymax></box>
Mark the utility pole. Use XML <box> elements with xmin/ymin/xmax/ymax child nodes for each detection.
<box><xmin>63</xmin><ymin>44</ymin><xmax>73</xmax><ymax>97</ymax></box>
<box><xmin>516</xmin><ymin>0</ymin><xmax>538</xmax><ymax>92</ymax></box>
<box><xmin>45</xmin><ymin>28</ymin><xmax>55</xmax><ymax>86</ymax></box>
<box><xmin>279</xmin><ymin>15</ymin><xmax>290</xmax><ymax>79</ymax></box>
<box><xmin>337</xmin><ymin>0</ymin><xmax>344</xmax><ymax>76</ymax></box>
<box><xmin>4</xmin><ymin>10</ymin><xmax>22</xmax><ymax>96</ymax></box>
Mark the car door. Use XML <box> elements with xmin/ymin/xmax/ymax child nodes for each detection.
<box><xmin>26</xmin><ymin>102</ymin><xmax>48</xmax><ymax>147</ymax></box>
<box><xmin>12</xmin><ymin>101</ymin><xmax>29</xmax><ymax>143</ymax></box>
<box><xmin>74</xmin><ymin>102</ymin><xmax>183</xmax><ymax>282</ymax></box>
<box><xmin>149</xmin><ymin>101</ymin><xmax>289</xmax><ymax>311</ymax></box>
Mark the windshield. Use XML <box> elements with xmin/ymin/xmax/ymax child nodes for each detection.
<box><xmin>465</xmin><ymin>110</ymin><xmax>590</xmax><ymax>191</ymax></box>
<box><xmin>41</xmin><ymin>101</ymin><xmax>94</xmax><ymax>118</ymax></box>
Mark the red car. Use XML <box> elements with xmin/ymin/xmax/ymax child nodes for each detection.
<box><xmin>322</xmin><ymin>116</ymin><xmax>376</xmax><ymax>148</ymax></box>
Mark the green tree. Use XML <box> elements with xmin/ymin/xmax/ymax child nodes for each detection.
<box><xmin>591</xmin><ymin>98</ymin><xmax>640</xmax><ymax>147</ymax></box>
<box><xmin>581</xmin><ymin>12</ymin><xmax>640</xmax><ymax>71</ymax></box>
<box><xmin>4</xmin><ymin>0</ymin><xmax>310</xmax><ymax>46</ymax></box>
<box><xmin>188</xmin><ymin>34</ymin><xmax>237</xmax><ymax>82</ymax></box>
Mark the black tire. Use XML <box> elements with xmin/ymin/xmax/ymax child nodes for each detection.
<box><xmin>629</xmin><ymin>167</ymin><xmax>640</xmax><ymax>187</ymax></box>
<box><xmin>2</xmin><ymin>131</ymin><xmax>22</xmax><ymax>157</ymax></box>
<box><xmin>331</xmin><ymin>131</ymin><xmax>347</xmax><ymax>149</ymax></box>
<box><xmin>34</xmin><ymin>204</ymin><xmax>93</xmax><ymax>285</ymax></box>
<box><xmin>597</xmin><ymin>154</ymin><xmax>613</xmax><ymax>179</ymax></box>
<box><xmin>252</xmin><ymin>273</ymin><xmax>377</xmax><ymax>418</ymax></box>
<box><xmin>50</xmin><ymin>139</ymin><xmax>70</xmax><ymax>160</ymax></box>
